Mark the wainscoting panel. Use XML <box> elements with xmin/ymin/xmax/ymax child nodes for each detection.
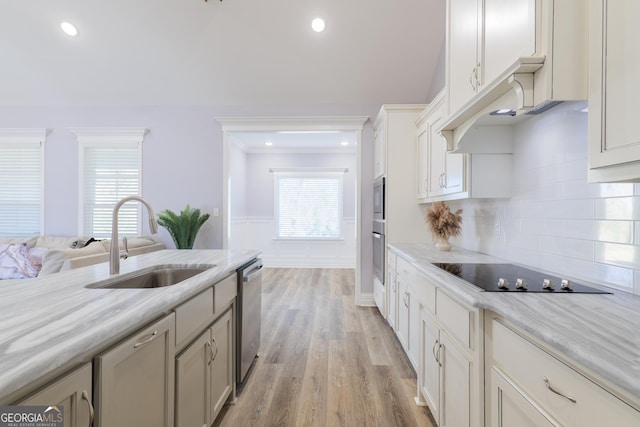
<box><xmin>230</xmin><ymin>217</ymin><xmax>356</xmax><ymax>268</ymax></box>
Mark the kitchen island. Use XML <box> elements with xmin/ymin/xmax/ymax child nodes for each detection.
<box><xmin>389</xmin><ymin>242</ymin><xmax>640</xmax><ymax>426</ymax></box>
<box><xmin>0</xmin><ymin>249</ymin><xmax>259</xmax><ymax>407</ymax></box>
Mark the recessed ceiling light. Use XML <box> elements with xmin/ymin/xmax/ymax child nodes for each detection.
<box><xmin>311</xmin><ymin>18</ymin><xmax>325</xmax><ymax>33</ymax></box>
<box><xmin>341</xmin><ymin>141</ymin><xmax>349</xmax><ymax>146</ymax></box>
<box><xmin>265</xmin><ymin>141</ymin><xmax>273</xmax><ymax>146</ymax></box>
<box><xmin>61</xmin><ymin>22</ymin><xmax>78</xmax><ymax>37</ymax></box>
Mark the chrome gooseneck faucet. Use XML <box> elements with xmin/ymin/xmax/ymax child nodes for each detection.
<box><xmin>110</xmin><ymin>196</ymin><xmax>159</xmax><ymax>275</ymax></box>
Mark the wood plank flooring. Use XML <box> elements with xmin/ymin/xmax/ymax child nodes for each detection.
<box><xmin>214</xmin><ymin>268</ymin><xmax>435</xmax><ymax>427</ymax></box>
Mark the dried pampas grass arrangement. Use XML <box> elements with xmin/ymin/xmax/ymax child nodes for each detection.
<box><xmin>425</xmin><ymin>201</ymin><xmax>463</xmax><ymax>241</ymax></box>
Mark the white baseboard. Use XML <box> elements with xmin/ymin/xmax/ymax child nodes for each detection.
<box><xmin>357</xmin><ymin>292</ymin><xmax>376</xmax><ymax>307</ymax></box>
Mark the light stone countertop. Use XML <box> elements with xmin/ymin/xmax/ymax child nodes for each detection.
<box><xmin>0</xmin><ymin>249</ymin><xmax>259</xmax><ymax>403</ymax></box>
<box><xmin>389</xmin><ymin>243</ymin><xmax>640</xmax><ymax>406</ymax></box>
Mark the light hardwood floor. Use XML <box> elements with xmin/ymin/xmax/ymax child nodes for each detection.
<box><xmin>214</xmin><ymin>268</ymin><xmax>435</xmax><ymax>427</ymax></box>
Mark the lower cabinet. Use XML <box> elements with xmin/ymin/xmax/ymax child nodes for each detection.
<box><xmin>420</xmin><ymin>307</ymin><xmax>472</xmax><ymax>427</ymax></box>
<box><xmin>490</xmin><ymin>367</ymin><xmax>557</xmax><ymax>427</ymax></box>
<box><xmin>487</xmin><ymin>315</ymin><xmax>640</xmax><ymax>427</ymax></box>
<box><xmin>17</xmin><ymin>363</ymin><xmax>93</xmax><ymax>427</ymax></box>
<box><xmin>94</xmin><ymin>313</ymin><xmax>176</xmax><ymax>427</ymax></box>
<box><xmin>176</xmin><ymin>308</ymin><xmax>234</xmax><ymax>427</ymax></box>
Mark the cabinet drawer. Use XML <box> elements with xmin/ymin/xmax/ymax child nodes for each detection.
<box><xmin>396</xmin><ymin>256</ymin><xmax>414</xmax><ymax>281</ymax></box>
<box><xmin>435</xmin><ymin>289</ymin><xmax>471</xmax><ymax>349</ymax></box>
<box><xmin>175</xmin><ymin>287</ymin><xmax>214</xmax><ymax>351</ymax></box>
<box><xmin>214</xmin><ymin>273</ymin><xmax>237</xmax><ymax>314</ymax></box>
<box><xmin>492</xmin><ymin>319</ymin><xmax>640</xmax><ymax>426</ymax></box>
<box><xmin>412</xmin><ymin>272</ymin><xmax>436</xmax><ymax>314</ymax></box>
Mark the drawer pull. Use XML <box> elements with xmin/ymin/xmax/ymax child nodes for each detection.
<box><xmin>542</xmin><ymin>376</ymin><xmax>577</xmax><ymax>403</ymax></box>
<box><xmin>133</xmin><ymin>330</ymin><xmax>158</xmax><ymax>348</ymax></box>
<box><xmin>432</xmin><ymin>340</ymin><xmax>442</xmax><ymax>367</ymax></box>
<box><xmin>81</xmin><ymin>390</ymin><xmax>94</xmax><ymax>426</ymax></box>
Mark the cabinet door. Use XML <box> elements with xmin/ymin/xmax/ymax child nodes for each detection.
<box><xmin>416</xmin><ymin>123</ymin><xmax>430</xmax><ymax>200</ymax></box>
<box><xmin>408</xmin><ymin>286</ymin><xmax>421</xmax><ymax>369</ymax></box>
<box><xmin>421</xmin><ymin>312</ymin><xmax>441</xmax><ymax>424</ymax></box>
<box><xmin>490</xmin><ymin>367</ymin><xmax>558</xmax><ymax>427</ymax></box>
<box><xmin>427</xmin><ymin>113</ymin><xmax>446</xmax><ymax>198</ymax></box>
<box><xmin>447</xmin><ymin>0</ymin><xmax>481</xmax><ymax>114</ymax></box>
<box><xmin>440</xmin><ymin>332</ymin><xmax>470</xmax><ymax>427</ymax></box>
<box><xmin>396</xmin><ymin>276</ymin><xmax>410</xmax><ymax>353</ymax></box>
<box><xmin>588</xmin><ymin>0</ymin><xmax>640</xmax><ymax>175</ymax></box>
<box><xmin>483</xmin><ymin>0</ymin><xmax>537</xmax><ymax>85</ymax></box>
<box><xmin>18</xmin><ymin>363</ymin><xmax>93</xmax><ymax>427</ymax></box>
<box><xmin>175</xmin><ymin>329</ymin><xmax>210</xmax><ymax>427</ymax></box>
<box><xmin>374</xmin><ymin>123</ymin><xmax>386</xmax><ymax>179</ymax></box>
<box><xmin>95</xmin><ymin>314</ymin><xmax>175</xmax><ymax>427</ymax></box>
<box><xmin>387</xmin><ymin>269</ymin><xmax>397</xmax><ymax>331</ymax></box>
<box><xmin>209</xmin><ymin>309</ymin><xmax>233</xmax><ymax>422</ymax></box>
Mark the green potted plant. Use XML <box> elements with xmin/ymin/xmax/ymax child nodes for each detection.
<box><xmin>157</xmin><ymin>204</ymin><xmax>210</xmax><ymax>249</ymax></box>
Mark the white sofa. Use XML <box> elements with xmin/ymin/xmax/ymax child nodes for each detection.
<box><xmin>0</xmin><ymin>235</ymin><xmax>164</xmax><ymax>276</ymax></box>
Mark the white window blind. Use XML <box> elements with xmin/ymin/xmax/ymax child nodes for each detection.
<box><xmin>73</xmin><ymin>128</ymin><xmax>146</xmax><ymax>238</ymax></box>
<box><xmin>274</xmin><ymin>169</ymin><xmax>344</xmax><ymax>239</ymax></box>
<box><xmin>0</xmin><ymin>130</ymin><xmax>45</xmax><ymax>237</ymax></box>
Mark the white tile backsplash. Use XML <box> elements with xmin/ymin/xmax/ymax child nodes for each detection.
<box><xmin>448</xmin><ymin>101</ymin><xmax>640</xmax><ymax>295</ymax></box>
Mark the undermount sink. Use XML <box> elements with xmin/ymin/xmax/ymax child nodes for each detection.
<box><xmin>87</xmin><ymin>266</ymin><xmax>213</xmax><ymax>289</ymax></box>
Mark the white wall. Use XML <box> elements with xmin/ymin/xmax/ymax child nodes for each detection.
<box><xmin>0</xmin><ymin>105</ymin><xmax>377</xmax><ymax>265</ymax></box>
<box><xmin>446</xmin><ymin>101</ymin><xmax>640</xmax><ymax>295</ymax></box>
<box><xmin>229</xmin><ymin>151</ymin><xmax>357</xmax><ymax>268</ymax></box>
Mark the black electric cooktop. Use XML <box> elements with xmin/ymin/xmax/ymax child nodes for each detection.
<box><xmin>432</xmin><ymin>263</ymin><xmax>611</xmax><ymax>294</ymax></box>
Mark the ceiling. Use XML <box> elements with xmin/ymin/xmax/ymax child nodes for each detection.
<box><xmin>230</xmin><ymin>130</ymin><xmax>358</xmax><ymax>153</ymax></box>
<box><xmin>0</xmin><ymin>0</ymin><xmax>446</xmax><ymax>108</ymax></box>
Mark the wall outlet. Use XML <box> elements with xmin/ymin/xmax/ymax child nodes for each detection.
<box><xmin>213</xmin><ymin>208</ymin><xmax>219</xmax><ymax>217</ymax></box>
<box><xmin>494</xmin><ymin>219</ymin><xmax>502</xmax><ymax>235</ymax></box>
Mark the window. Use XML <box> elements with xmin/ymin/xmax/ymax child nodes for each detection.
<box><xmin>0</xmin><ymin>129</ymin><xmax>46</xmax><ymax>237</ymax></box>
<box><xmin>273</xmin><ymin>169</ymin><xmax>345</xmax><ymax>239</ymax></box>
<box><xmin>72</xmin><ymin>128</ymin><xmax>146</xmax><ymax>238</ymax></box>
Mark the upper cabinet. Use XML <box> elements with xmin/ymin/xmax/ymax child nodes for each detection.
<box><xmin>442</xmin><ymin>0</ymin><xmax>588</xmax><ymax>153</ymax></box>
<box><xmin>417</xmin><ymin>90</ymin><xmax>511</xmax><ymax>203</ymax></box>
<box><xmin>448</xmin><ymin>0</ymin><xmax>537</xmax><ymax>114</ymax></box>
<box><xmin>588</xmin><ymin>0</ymin><xmax>640</xmax><ymax>182</ymax></box>
<box><xmin>373</xmin><ymin>121</ymin><xmax>386</xmax><ymax>179</ymax></box>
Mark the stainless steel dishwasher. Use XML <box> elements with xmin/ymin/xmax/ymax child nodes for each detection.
<box><xmin>236</xmin><ymin>258</ymin><xmax>263</xmax><ymax>384</ymax></box>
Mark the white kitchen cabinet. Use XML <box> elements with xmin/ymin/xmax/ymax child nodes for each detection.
<box><xmin>373</xmin><ymin>105</ymin><xmax>429</xmax><ymax>320</ymax></box>
<box><xmin>588</xmin><ymin>0</ymin><xmax>640</xmax><ymax>182</ymax></box>
<box><xmin>487</xmin><ymin>315</ymin><xmax>640</xmax><ymax>426</ymax></box>
<box><xmin>17</xmin><ymin>363</ymin><xmax>93</xmax><ymax>427</ymax></box>
<box><xmin>490</xmin><ymin>367</ymin><xmax>558</xmax><ymax>427</ymax></box>
<box><xmin>442</xmin><ymin>0</ymin><xmax>587</xmax><ymax>153</ymax></box>
<box><xmin>94</xmin><ymin>313</ymin><xmax>175</xmax><ymax>427</ymax></box>
<box><xmin>421</xmin><ymin>309</ymin><xmax>441</xmax><ymax>423</ymax></box>
<box><xmin>447</xmin><ymin>0</ymin><xmax>536</xmax><ymax>115</ymax></box>
<box><xmin>176</xmin><ymin>308</ymin><xmax>234</xmax><ymax>427</ymax></box>
<box><xmin>374</xmin><ymin>122</ymin><xmax>386</xmax><ymax>179</ymax></box>
<box><xmin>417</xmin><ymin>91</ymin><xmax>465</xmax><ymax>202</ymax></box>
<box><xmin>396</xmin><ymin>274</ymin><xmax>410</xmax><ymax>354</ymax></box>
<box><xmin>413</xmin><ymin>268</ymin><xmax>482</xmax><ymax>427</ymax></box>
<box><xmin>417</xmin><ymin>90</ymin><xmax>511</xmax><ymax>202</ymax></box>
<box><xmin>392</xmin><ymin>252</ymin><xmax>481</xmax><ymax>427</ymax></box>
<box><xmin>386</xmin><ymin>254</ymin><xmax>397</xmax><ymax>331</ymax></box>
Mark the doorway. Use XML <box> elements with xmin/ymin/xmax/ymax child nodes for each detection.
<box><xmin>217</xmin><ymin>116</ymin><xmax>368</xmax><ymax>304</ymax></box>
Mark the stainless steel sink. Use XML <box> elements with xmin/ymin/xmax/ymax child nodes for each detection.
<box><xmin>88</xmin><ymin>266</ymin><xmax>212</xmax><ymax>289</ymax></box>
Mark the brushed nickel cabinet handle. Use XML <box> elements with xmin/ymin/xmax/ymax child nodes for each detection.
<box><xmin>211</xmin><ymin>337</ymin><xmax>219</xmax><ymax>362</ymax></box>
<box><xmin>470</xmin><ymin>67</ymin><xmax>476</xmax><ymax>90</ymax></box>
<box><xmin>542</xmin><ymin>376</ymin><xmax>576</xmax><ymax>403</ymax></box>
<box><xmin>206</xmin><ymin>341</ymin><xmax>213</xmax><ymax>366</ymax></box>
<box><xmin>432</xmin><ymin>340</ymin><xmax>439</xmax><ymax>363</ymax></box>
<box><xmin>81</xmin><ymin>390</ymin><xmax>94</xmax><ymax>426</ymax></box>
<box><xmin>133</xmin><ymin>330</ymin><xmax>158</xmax><ymax>348</ymax></box>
